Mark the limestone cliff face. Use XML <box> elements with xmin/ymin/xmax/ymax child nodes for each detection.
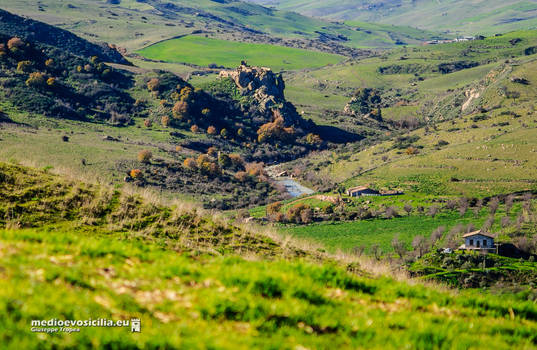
<box><xmin>220</xmin><ymin>63</ymin><xmax>304</xmax><ymax>127</ymax></box>
<box><xmin>220</xmin><ymin>64</ymin><xmax>285</xmax><ymax>100</ymax></box>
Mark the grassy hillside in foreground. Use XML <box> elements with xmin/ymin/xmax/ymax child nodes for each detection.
<box><xmin>2</xmin><ymin>162</ymin><xmax>537</xmax><ymax>349</ymax></box>
<box><xmin>137</xmin><ymin>36</ymin><xmax>344</xmax><ymax>71</ymax></box>
<box><xmin>247</xmin><ymin>0</ymin><xmax>537</xmax><ymax>36</ymax></box>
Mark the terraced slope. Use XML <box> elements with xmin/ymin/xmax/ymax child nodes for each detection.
<box><xmin>2</xmin><ymin>162</ymin><xmax>537</xmax><ymax>349</ymax></box>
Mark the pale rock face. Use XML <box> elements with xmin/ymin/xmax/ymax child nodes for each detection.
<box><xmin>220</xmin><ymin>64</ymin><xmax>285</xmax><ymax>102</ymax></box>
<box><xmin>220</xmin><ymin>63</ymin><xmax>305</xmax><ymax>129</ymax></box>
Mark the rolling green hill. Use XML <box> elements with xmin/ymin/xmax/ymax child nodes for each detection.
<box><xmin>280</xmin><ymin>29</ymin><xmax>537</xmax><ymax>127</ymax></box>
<box><xmin>284</xmin><ymin>41</ymin><xmax>537</xmax><ymax>196</ymax></box>
<box><xmin>247</xmin><ymin>0</ymin><xmax>537</xmax><ymax>35</ymax></box>
<box><xmin>2</xmin><ymin>162</ymin><xmax>537</xmax><ymax>349</ymax></box>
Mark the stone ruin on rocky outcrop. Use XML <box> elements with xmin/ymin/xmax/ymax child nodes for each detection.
<box><xmin>220</xmin><ymin>62</ymin><xmax>285</xmax><ymax>101</ymax></box>
<box><xmin>219</xmin><ymin>62</ymin><xmax>303</xmax><ymax>127</ymax></box>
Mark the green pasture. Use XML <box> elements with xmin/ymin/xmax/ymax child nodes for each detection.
<box><xmin>137</xmin><ymin>36</ymin><xmax>344</xmax><ymax>71</ymax></box>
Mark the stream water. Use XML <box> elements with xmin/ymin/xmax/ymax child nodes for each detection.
<box><xmin>275</xmin><ymin>178</ymin><xmax>315</xmax><ymax>198</ymax></box>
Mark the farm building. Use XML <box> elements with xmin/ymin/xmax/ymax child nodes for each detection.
<box><xmin>458</xmin><ymin>231</ymin><xmax>496</xmax><ymax>253</ymax></box>
<box><xmin>346</xmin><ymin>186</ymin><xmax>381</xmax><ymax>197</ymax></box>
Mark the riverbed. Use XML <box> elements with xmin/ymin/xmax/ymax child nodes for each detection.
<box><xmin>275</xmin><ymin>177</ymin><xmax>315</xmax><ymax>198</ymax></box>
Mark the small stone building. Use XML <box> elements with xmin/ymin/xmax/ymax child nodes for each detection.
<box><xmin>459</xmin><ymin>230</ymin><xmax>495</xmax><ymax>253</ymax></box>
<box><xmin>346</xmin><ymin>186</ymin><xmax>381</xmax><ymax>197</ymax></box>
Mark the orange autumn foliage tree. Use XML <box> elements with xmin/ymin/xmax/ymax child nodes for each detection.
<box><xmin>7</xmin><ymin>37</ymin><xmax>24</xmax><ymax>51</ymax></box>
<box><xmin>137</xmin><ymin>150</ymin><xmax>153</xmax><ymax>163</ymax></box>
<box><xmin>147</xmin><ymin>78</ymin><xmax>160</xmax><ymax>92</ymax></box>
<box><xmin>172</xmin><ymin>101</ymin><xmax>189</xmax><ymax>120</ymax></box>
<box><xmin>161</xmin><ymin>116</ymin><xmax>170</xmax><ymax>127</ymax></box>
<box><xmin>257</xmin><ymin>116</ymin><xmax>294</xmax><ymax>143</ymax></box>
<box><xmin>26</xmin><ymin>72</ymin><xmax>46</xmax><ymax>87</ymax></box>
<box><xmin>207</xmin><ymin>126</ymin><xmax>217</xmax><ymax>135</ymax></box>
<box><xmin>130</xmin><ymin>169</ymin><xmax>142</xmax><ymax>179</ymax></box>
<box><xmin>184</xmin><ymin>158</ymin><xmax>197</xmax><ymax>170</ymax></box>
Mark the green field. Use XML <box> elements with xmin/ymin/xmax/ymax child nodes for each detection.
<box><xmin>138</xmin><ymin>36</ymin><xmax>344</xmax><ymax>71</ymax></box>
<box><xmin>282</xmin><ymin>211</ymin><xmax>487</xmax><ymax>254</ymax></box>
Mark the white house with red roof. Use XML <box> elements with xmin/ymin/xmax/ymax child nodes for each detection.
<box><xmin>458</xmin><ymin>230</ymin><xmax>496</xmax><ymax>253</ymax></box>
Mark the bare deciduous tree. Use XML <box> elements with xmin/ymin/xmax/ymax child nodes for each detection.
<box><xmin>466</xmin><ymin>223</ymin><xmax>475</xmax><ymax>233</ymax></box>
<box><xmin>430</xmin><ymin>226</ymin><xmax>445</xmax><ymax>247</ymax></box>
<box><xmin>522</xmin><ymin>196</ymin><xmax>533</xmax><ymax>218</ymax></box>
<box><xmin>445</xmin><ymin>224</ymin><xmax>464</xmax><ymax>249</ymax></box>
<box><xmin>516</xmin><ymin>214</ymin><xmax>525</xmax><ymax>230</ymax></box>
<box><xmin>481</xmin><ymin>215</ymin><xmax>495</xmax><ymax>232</ymax></box>
<box><xmin>501</xmin><ymin>216</ymin><xmax>511</xmax><ymax>228</ymax></box>
<box><xmin>446</xmin><ymin>200</ymin><xmax>457</xmax><ymax>210</ymax></box>
<box><xmin>473</xmin><ymin>199</ymin><xmax>483</xmax><ymax>217</ymax></box>
<box><xmin>352</xmin><ymin>245</ymin><xmax>365</xmax><ymax>257</ymax></box>
<box><xmin>385</xmin><ymin>206</ymin><xmax>398</xmax><ymax>219</ymax></box>
<box><xmin>412</xmin><ymin>235</ymin><xmax>428</xmax><ymax>257</ymax></box>
<box><xmin>300</xmin><ymin>208</ymin><xmax>313</xmax><ymax>224</ymax></box>
<box><xmin>513</xmin><ymin>236</ymin><xmax>530</xmax><ymax>253</ymax></box>
<box><xmin>371</xmin><ymin>244</ymin><xmax>381</xmax><ymax>260</ymax></box>
<box><xmin>458</xmin><ymin>197</ymin><xmax>469</xmax><ymax>217</ymax></box>
<box><xmin>391</xmin><ymin>235</ymin><xmax>407</xmax><ymax>258</ymax></box>
<box><xmin>505</xmin><ymin>194</ymin><xmax>515</xmax><ymax>215</ymax></box>
<box><xmin>404</xmin><ymin>203</ymin><xmax>413</xmax><ymax>216</ymax></box>
<box><xmin>428</xmin><ymin>205</ymin><xmax>439</xmax><ymax>218</ymax></box>
<box><xmin>489</xmin><ymin>197</ymin><xmax>500</xmax><ymax>215</ymax></box>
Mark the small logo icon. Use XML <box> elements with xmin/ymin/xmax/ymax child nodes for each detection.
<box><xmin>131</xmin><ymin>318</ymin><xmax>141</xmax><ymax>333</ymax></box>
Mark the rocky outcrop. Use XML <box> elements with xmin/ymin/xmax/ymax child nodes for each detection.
<box><xmin>220</xmin><ymin>63</ymin><xmax>304</xmax><ymax>126</ymax></box>
<box><xmin>220</xmin><ymin>63</ymin><xmax>286</xmax><ymax>109</ymax></box>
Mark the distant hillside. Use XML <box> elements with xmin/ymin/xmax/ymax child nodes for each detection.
<box><xmin>0</xmin><ymin>0</ymin><xmax>443</xmax><ymax>52</ymax></box>
<box><xmin>0</xmin><ymin>8</ymin><xmax>127</xmax><ymax>64</ymax></box>
<box><xmin>340</xmin><ymin>56</ymin><xmax>537</xmax><ymax>197</ymax></box>
<box><xmin>248</xmin><ymin>0</ymin><xmax>537</xmax><ymax>35</ymax></box>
